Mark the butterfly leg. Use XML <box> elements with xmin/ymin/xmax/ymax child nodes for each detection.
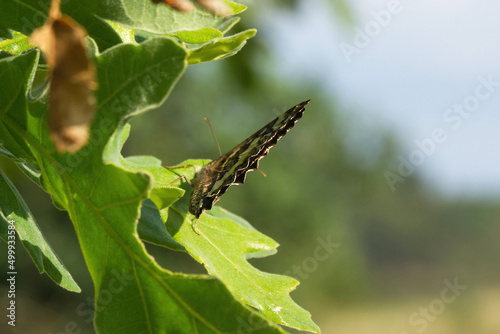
<box><xmin>192</xmin><ymin>216</ymin><xmax>201</xmax><ymax>234</ymax></box>
<box><xmin>164</xmin><ymin>164</ymin><xmax>200</xmax><ymax>186</ymax></box>
<box><xmin>167</xmin><ymin>174</ymin><xmax>192</xmax><ymax>187</ymax></box>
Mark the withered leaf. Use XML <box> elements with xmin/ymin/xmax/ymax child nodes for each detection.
<box><xmin>194</xmin><ymin>0</ymin><xmax>231</xmax><ymax>16</ymax></box>
<box><xmin>151</xmin><ymin>0</ymin><xmax>231</xmax><ymax>16</ymax></box>
<box><xmin>30</xmin><ymin>0</ymin><xmax>96</xmax><ymax>154</ymax></box>
<box><xmin>151</xmin><ymin>0</ymin><xmax>194</xmax><ymax>12</ymax></box>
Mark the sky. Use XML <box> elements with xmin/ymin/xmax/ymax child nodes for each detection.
<box><xmin>253</xmin><ymin>0</ymin><xmax>500</xmax><ymax>199</ymax></box>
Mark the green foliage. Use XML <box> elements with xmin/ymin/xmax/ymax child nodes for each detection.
<box><xmin>0</xmin><ymin>169</ymin><xmax>80</xmax><ymax>292</ymax></box>
<box><xmin>0</xmin><ymin>1</ymin><xmax>319</xmax><ymax>333</ymax></box>
<box><xmin>187</xmin><ymin>29</ymin><xmax>257</xmax><ymax>64</ymax></box>
<box><xmin>0</xmin><ymin>32</ymin><xmax>33</xmax><ymax>55</ymax></box>
<box><xmin>175</xmin><ymin>27</ymin><xmax>224</xmax><ymax>44</ymax></box>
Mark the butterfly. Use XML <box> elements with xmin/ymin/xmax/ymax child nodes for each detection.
<box><xmin>170</xmin><ymin>100</ymin><xmax>310</xmax><ymax>231</ymax></box>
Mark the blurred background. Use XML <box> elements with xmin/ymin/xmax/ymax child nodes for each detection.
<box><xmin>1</xmin><ymin>0</ymin><xmax>500</xmax><ymax>333</ymax></box>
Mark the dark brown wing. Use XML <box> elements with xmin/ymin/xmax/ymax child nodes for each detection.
<box><xmin>189</xmin><ymin>100</ymin><xmax>310</xmax><ymax>217</ymax></box>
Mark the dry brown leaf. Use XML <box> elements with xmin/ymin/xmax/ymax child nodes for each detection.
<box><xmin>151</xmin><ymin>0</ymin><xmax>230</xmax><ymax>16</ymax></box>
<box><xmin>30</xmin><ymin>0</ymin><xmax>96</xmax><ymax>154</ymax></box>
<box><xmin>194</xmin><ymin>0</ymin><xmax>231</xmax><ymax>16</ymax></box>
<box><xmin>151</xmin><ymin>0</ymin><xmax>194</xmax><ymax>12</ymax></box>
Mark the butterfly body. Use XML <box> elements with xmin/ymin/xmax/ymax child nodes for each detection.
<box><xmin>189</xmin><ymin>100</ymin><xmax>310</xmax><ymax>218</ymax></box>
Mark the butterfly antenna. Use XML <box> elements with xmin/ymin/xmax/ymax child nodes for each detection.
<box><xmin>256</xmin><ymin>169</ymin><xmax>267</xmax><ymax>177</ymax></box>
<box><xmin>204</xmin><ymin>117</ymin><xmax>222</xmax><ymax>157</ymax></box>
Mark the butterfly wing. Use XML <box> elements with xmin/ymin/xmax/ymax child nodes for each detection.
<box><xmin>189</xmin><ymin>100</ymin><xmax>310</xmax><ymax>217</ymax></box>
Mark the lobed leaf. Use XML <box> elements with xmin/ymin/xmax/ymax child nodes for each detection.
<box><xmin>0</xmin><ymin>169</ymin><xmax>80</xmax><ymax>292</ymax></box>
<box><xmin>0</xmin><ymin>37</ymin><xmax>294</xmax><ymax>333</ymax></box>
<box><xmin>0</xmin><ymin>31</ymin><xmax>33</xmax><ymax>55</ymax></box>
<box><xmin>175</xmin><ymin>27</ymin><xmax>223</xmax><ymax>44</ymax></box>
<box><xmin>0</xmin><ymin>2</ymin><xmax>320</xmax><ymax>332</ymax></box>
<box><xmin>84</xmin><ymin>0</ymin><xmax>246</xmax><ymax>34</ymax></box>
<box><xmin>187</xmin><ymin>28</ymin><xmax>256</xmax><ymax>64</ymax></box>
<box><xmin>160</xmin><ymin>162</ymin><xmax>320</xmax><ymax>332</ymax></box>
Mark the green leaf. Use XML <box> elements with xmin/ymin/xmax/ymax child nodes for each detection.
<box><xmin>86</xmin><ymin>0</ymin><xmax>246</xmax><ymax>34</ymax></box>
<box><xmin>159</xmin><ymin>162</ymin><xmax>320</xmax><ymax>333</ymax></box>
<box><xmin>222</xmin><ymin>0</ymin><xmax>247</xmax><ymax>14</ymax></box>
<box><xmin>0</xmin><ymin>36</ymin><xmax>292</xmax><ymax>333</ymax></box>
<box><xmin>0</xmin><ymin>145</ymin><xmax>16</xmax><ymax>159</ymax></box>
<box><xmin>106</xmin><ymin>21</ymin><xmax>136</xmax><ymax>43</ymax></box>
<box><xmin>106</xmin><ymin>125</ymin><xmax>186</xmax><ymax>251</ymax></box>
<box><xmin>216</xmin><ymin>16</ymin><xmax>241</xmax><ymax>34</ymax></box>
<box><xmin>0</xmin><ymin>1</ymin><xmax>319</xmax><ymax>331</ymax></box>
<box><xmin>16</xmin><ymin>162</ymin><xmax>42</xmax><ymax>186</ymax></box>
<box><xmin>0</xmin><ymin>31</ymin><xmax>33</xmax><ymax>55</ymax></box>
<box><xmin>188</xmin><ymin>28</ymin><xmax>257</xmax><ymax>64</ymax></box>
<box><xmin>137</xmin><ymin>198</ymin><xmax>186</xmax><ymax>251</ymax></box>
<box><xmin>0</xmin><ymin>146</ymin><xmax>41</xmax><ymax>187</ymax></box>
<box><xmin>0</xmin><ymin>0</ymin><xmax>245</xmax><ymax>38</ymax></box>
<box><xmin>103</xmin><ymin>97</ymin><xmax>315</xmax><ymax>331</ymax></box>
<box><xmin>62</xmin><ymin>2</ymin><xmax>124</xmax><ymax>51</ymax></box>
<box><xmin>175</xmin><ymin>27</ymin><xmax>223</xmax><ymax>44</ymax></box>
<box><xmin>0</xmin><ymin>50</ymin><xmax>39</xmax><ymax>164</ymax></box>
<box><xmin>207</xmin><ymin>207</ymin><xmax>279</xmax><ymax>259</ymax></box>
<box><xmin>0</xmin><ymin>169</ymin><xmax>80</xmax><ymax>292</ymax></box>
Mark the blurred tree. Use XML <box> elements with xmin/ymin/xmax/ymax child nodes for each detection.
<box><xmin>2</xmin><ymin>1</ymin><xmax>500</xmax><ymax>333</ymax></box>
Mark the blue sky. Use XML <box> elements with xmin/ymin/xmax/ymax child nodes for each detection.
<box><xmin>253</xmin><ymin>0</ymin><xmax>500</xmax><ymax>198</ymax></box>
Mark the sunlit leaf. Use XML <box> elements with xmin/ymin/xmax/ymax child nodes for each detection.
<box><xmin>188</xmin><ymin>29</ymin><xmax>256</xmax><ymax>64</ymax></box>
<box><xmin>0</xmin><ymin>170</ymin><xmax>80</xmax><ymax>292</ymax></box>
